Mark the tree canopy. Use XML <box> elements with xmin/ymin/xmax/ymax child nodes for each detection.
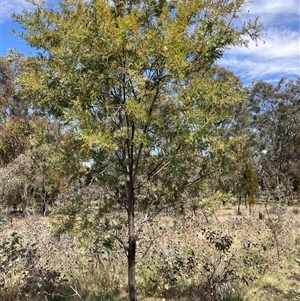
<box><xmin>248</xmin><ymin>77</ymin><xmax>300</xmax><ymax>200</ymax></box>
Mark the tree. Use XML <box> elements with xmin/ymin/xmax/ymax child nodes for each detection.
<box><xmin>0</xmin><ymin>116</ymin><xmax>65</xmax><ymax>215</ymax></box>
<box><xmin>248</xmin><ymin>78</ymin><xmax>300</xmax><ymax>203</ymax></box>
<box><xmin>0</xmin><ymin>117</ymin><xmax>31</xmax><ymax>167</ymax></box>
<box><xmin>0</xmin><ymin>56</ymin><xmax>27</xmax><ymax>122</ymax></box>
<box><xmin>0</xmin><ymin>56</ymin><xmax>70</xmax><ymax>214</ymax></box>
<box><xmin>217</xmin><ymin>93</ymin><xmax>259</xmax><ymax>211</ymax></box>
<box><xmin>0</xmin><ymin>56</ymin><xmax>30</xmax><ymax>166</ymax></box>
<box><xmin>14</xmin><ymin>0</ymin><xmax>261</xmax><ymax>299</ymax></box>
<box><xmin>240</xmin><ymin>162</ymin><xmax>258</xmax><ymax>214</ymax></box>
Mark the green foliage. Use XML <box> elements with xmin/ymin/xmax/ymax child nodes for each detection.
<box><xmin>158</xmin><ymin>246</ymin><xmax>197</xmax><ymax>286</ymax></box>
<box><xmin>0</xmin><ymin>232</ymin><xmax>67</xmax><ymax>300</ymax></box>
<box><xmin>239</xmin><ymin>240</ymin><xmax>269</xmax><ymax>285</ymax></box>
<box><xmin>0</xmin><ymin>55</ymin><xmax>27</xmax><ymax>123</ymax></box>
<box><xmin>13</xmin><ymin>0</ymin><xmax>262</xmax><ymax>299</ymax></box>
<box><xmin>202</xmin><ymin>228</ymin><xmax>233</xmax><ymax>252</ymax></box>
<box><xmin>199</xmin><ymin>229</ymin><xmax>237</xmax><ymax>300</ymax></box>
<box><xmin>0</xmin><ymin>232</ymin><xmax>37</xmax><ymax>277</ymax></box>
<box><xmin>248</xmin><ymin>78</ymin><xmax>300</xmax><ymax>199</ymax></box>
<box><xmin>14</xmin><ymin>0</ymin><xmax>261</xmax><ymax>207</ymax></box>
<box><xmin>239</xmin><ymin>162</ymin><xmax>258</xmax><ymax>213</ymax></box>
<box><xmin>0</xmin><ymin>118</ymin><xmax>30</xmax><ymax>166</ymax></box>
<box><xmin>241</xmin><ymin>162</ymin><xmax>258</xmax><ymax>198</ymax></box>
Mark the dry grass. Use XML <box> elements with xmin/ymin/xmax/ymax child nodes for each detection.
<box><xmin>0</xmin><ymin>202</ymin><xmax>299</xmax><ymax>301</ymax></box>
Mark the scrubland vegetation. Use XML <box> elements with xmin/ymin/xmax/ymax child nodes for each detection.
<box><xmin>0</xmin><ymin>0</ymin><xmax>300</xmax><ymax>300</ymax></box>
<box><xmin>0</xmin><ymin>201</ymin><xmax>300</xmax><ymax>301</ymax></box>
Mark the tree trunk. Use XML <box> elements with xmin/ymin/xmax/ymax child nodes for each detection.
<box><xmin>22</xmin><ymin>184</ymin><xmax>28</xmax><ymax>216</ymax></box>
<box><xmin>127</xmin><ymin>173</ymin><xmax>137</xmax><ymax>301</ymax></box>
<box><xmin>237</xmin><ymin>196</ymin><xmax>241</xmax><ymax>215</ymax></box>
<box><xmin>128</xmin><ymin>226</ymin><xmax>137</xmax><ymax>301</ymax></box>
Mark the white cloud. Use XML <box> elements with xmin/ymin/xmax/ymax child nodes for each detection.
<box><xmin>242</xmin><ymin>0</ymin><xmax>300</xmax><ymax>29</ymax></box>
<box><xmin>219</xmin><ymin>27</ymin><xmax>300</xmax><ymax>82</ymax></box>
<box><xmin>246</xmin><ymin>0</ymin><xmax>299</xmax><ymax>17</ymax></box>
<box><xmin>0</xmin><ymin>0</ymin><xmax>34</xmax><ymax>24</ymax></box>
<box><xmin>221</xmin><ymin>55</ymin><xmax>299</xmax><ymax>82</ymax></box>
<box><xmin>230</xmin><ymin>29</ymin><xmax>299</xmax><ymax>58</ymax></box>
<box><xmin>219</xmin><ymin>0</ymin><xmax>300</xmax><ymax>83</ymax></box>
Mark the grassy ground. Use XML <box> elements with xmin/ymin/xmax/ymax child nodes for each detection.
<box><xmin>0</xmin><ymin>203</ymin><xmax>299</xmax><ymax>301</ymax></box>
<box><xmin>215</xmin><ymin>205</ymin><xmax>300</xmax><ymax>301</ymax></box>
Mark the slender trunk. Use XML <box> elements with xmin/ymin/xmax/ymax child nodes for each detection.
<box><xmin>128</xmin><ymin>219</ymin><xmax>137</xmax><ymax>301</ymax></box>
<box><xmin>22</xmin><ymin>184</ymin><xmax>28</xmax><ymax>216</ymax></box>
<box><xmin>126</xmin><ymin>114</ymin><xmax>138</xmax><ymax>300</ymax></box>
<box><xmin>237</xmin><ymin>196</ymin><xmax>241</xmax><ymax>215</ymax></box>
<box><xmin>264</xmin><ymin>196</ymin><xmax>269</xmax><ymax>215</ymax></box>
<box><xmin>127</xmin><ymin>174</ymin><xmax>137</xmax><ymax>301</ymax></box>
<box><xmin>274</xmin><ymin>233</ymin><xmax>281</xmax><ymax>260</ymax></box>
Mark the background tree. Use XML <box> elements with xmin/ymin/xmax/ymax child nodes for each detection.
<box><xmin>211</xmin><ymin>88</ymin><xmax>256</xmax><ymax>198</ymax></box>
<box><xmin>248</xmin><ymin>77</ymin><xmax>300</xmax><ymax>204</ymax></box>
<box><xmin>240</xmin><ymin>161</ymin><xmax>258</xmax><ymax>214</ymax></box>
<box><xmin>0</xmin><ymin>58</ymin><xmax>69</xmax><ymax>214</ymax></box>
<box><xmin>14</xmin><ymin>0</ymin><xmax>261</xmax><ymax>300</ymax></box>
<box><xmin>0</xmin><ymin>56</ymin><xmax>27</xmax><ymax>122</ymax></box>
<box><xmin>0</xmin><ymin>56</ymin><xmax>30</xmax><ymax>166</ymax></box>
<box><xmin>0</xmin><ymin>116</ymin><xmax>67</xmax><ymax>215</ymax></box>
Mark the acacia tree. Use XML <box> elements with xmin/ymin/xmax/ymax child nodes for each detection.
<box><xmin>14</xmin><ymin>0</ymin><xmax>261</xmax><ymax>299</ymax></box>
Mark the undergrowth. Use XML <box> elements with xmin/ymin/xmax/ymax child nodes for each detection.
<box><xmin>0</xmin><ymin>204</ymin><xmax>299</xmax><ymax>301</ymax></box>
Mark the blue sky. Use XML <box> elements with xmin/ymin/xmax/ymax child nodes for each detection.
<box><xmin>0</xmin><ymin>0</ymin><xmax>299</xmax><ymax>85</ymax></box>
<box><xmin>218</xmin><ymin>0</ymin><xmax>300</xmax><ymax>84</ymax></box>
